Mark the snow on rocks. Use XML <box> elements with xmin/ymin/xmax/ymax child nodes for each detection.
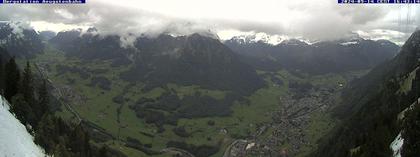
<box><xmin>390</xmin><ymin>132</ymin><xmax>404</xmax><ymax>157</ymax></box>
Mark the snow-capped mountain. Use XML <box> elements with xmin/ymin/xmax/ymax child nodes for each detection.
<box><xmin>224</xmin><ymin>33</ymin><xmax>400</xmax><ymax>74</ymax></box>
<box><xmin>0</xmin><ymin>96</ymin><xmax>45</xmax><ymax>157</ymax></box>
<box><xmin>226</xmin><ymin>32</ymin><xmax>289</xmax><ymax>45</ymax></box>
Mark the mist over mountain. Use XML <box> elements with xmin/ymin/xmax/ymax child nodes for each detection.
<box><xmin>0</xmin><ymin>23</ymin><xmax>44</xmax><ymax>58</ymax></box>
<box><xmin>50</xmin><ymin>30</ymin><xmax>264</xmax><ymax>95</ymax></box>
<box><xmin>50</xmin><ymin>29</ymin><xmax>135</xmax><ymax>65</ymax></box>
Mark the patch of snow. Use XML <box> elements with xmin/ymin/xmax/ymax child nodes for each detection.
<box><xmin>226</xmin><ymin>32</ymin><xmax>317</xmax><ymax>46</ymax></box>
<box><xmin>280</xmin><ymin>39</ymin><xmax>309</xmax><ymax>46</ymax></box>
<box><xmin>245</xmin><ymin>142</ymin><xmax>255</xmax><ymax>150</ymax></box>
<box><xmin>340</xmin><ymin>41</ymin><xmax>359</xmax><ymax>46</ymax></box>
<box><xmin>390</xmin><ymin>132</ymin><xmax>404</xmax><ymax>157</ymax></box>
<box><xmin>0</xmin><ymin>96</ymin><xmax>45</xmax><ymax>157</ymax></box>
<box><xmin>229</xmin><ymin>32</ymin><xmax>289</xmax><ymax>45</ymax></box>
<box><xmin>253</xmin><ymin>33</ymin><xmax>286</xmax><ymax>45</ymax></box>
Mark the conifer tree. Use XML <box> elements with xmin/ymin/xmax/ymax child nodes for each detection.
<box><xmin>11</xmin><ymin>94</ymin><xmax>34</xmax><ymax>125</ymax></box>
<box><xmin>4</xmin><ymin>57</ymin><xmax>20</xmax><ymax>101</ymax></box>
<box><xmin>22</xmin><ymin>61</ymin><xmax>34</xmax><ymax>103</ymax></box>
<box><xmin>98</xmin><ymin>145</ymin><xmax>109</xmax><ymax>157</ymax></box>
<box><xmin>35</xmin><ymin>114</ymin><xmax>56</xmax><ymax>153</ymax></box>
<box><xmin>37</xmin><ymin>80</ymin><xmax>49</xmax><ymax>117</ymax></box>
<box><xmin>402</xmin><ymin>106</ymin><xmax>420</xmax><ymax>157</ymax></box>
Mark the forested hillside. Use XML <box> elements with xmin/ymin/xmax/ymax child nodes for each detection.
<box><xmin>0</xmin><ymin>49</ymin><xmax>121</xmax><ymax>157</ymax></box>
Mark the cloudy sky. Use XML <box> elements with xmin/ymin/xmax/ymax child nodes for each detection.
<box><xmin>0</xmin><ymin>0</ymin><xmax>419</xmax><ymax>44</ymax></box>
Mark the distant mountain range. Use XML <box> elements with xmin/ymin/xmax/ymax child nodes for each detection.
<box><xmin>225</xmin><ymin>34</ymin><xmax>400</xmax><ymax>74</ymax></box>
<box><xmin>0</xmin><ymin>23</ymin><xmax>402</xmax><ymax>95</ymax></box>
<box><xmin>0</xmin><ymin>25</ymin><xmax>401</xmax><ymax>94</ymax></box>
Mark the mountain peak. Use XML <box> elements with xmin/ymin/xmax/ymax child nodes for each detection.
<box><xmin>187</xmin><ymin>33</ymin><xmax>217</xmax><ymax>41</ymax></box>
<box><xmin>279</xmin><ymin>38</ymin><xmax>309</xmax><ymax>46</ymax></box>
<box><xmin>227</xmin><ymin>33</ymin><xmax>287</xmax><ymax>45</ymax></box>
<box><xmin>404</xmin><ymin>30</ymin><xmax>420</xmax><ymax>48</ymax></box>
<box><xmin>392</xmin><ymin>30</ymin><xmax>420</xmax><ymax>76</ymax></box>
<box><xmin>189</xmin><ymin>30</ymin><xmax>220</xmax><ymax>39</ymax></box>
<box><xmin>0</xmin><ymin>22</ymin><xmax>44</xmax><ymax>57</ymax></box>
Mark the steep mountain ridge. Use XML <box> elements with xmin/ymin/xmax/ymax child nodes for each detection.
<box><xmin>50</xmin><ymin>30</ymin><xmax>134</xmax><ymax>65</ymax></box>
<box><xmin>128</xmin><ymin>33</ymin><xmax>265</xmax><ymax>94</ymax></box>
<box><xmin>337</xmin><ymin>31</ymin><xmax>420</xmax><ymax>117</ymax></box>
<box><xmin>312</xmin><ymin>30</ymin><xmax>420</xmax><ymax>157</ymax></box>
<box><xmin>0</xmin><ymin>23</ymin><xmax>44</xmax><ymax>58</ymax></box>
<box><xmin>50</xmin><ymin>31</ymin><xmax>265</xmax><ymax>95</ymax></box>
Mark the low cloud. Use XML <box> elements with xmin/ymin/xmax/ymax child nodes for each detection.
<box><xmin>0</xmin><ymin>0</ymin><xmax>417</xmax><ymax>44</ymax></box>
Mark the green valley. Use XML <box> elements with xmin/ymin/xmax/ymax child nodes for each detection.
<box><xmin>27</xmin><ymin>45</ymin><xmax>363</xmax><ymax>156</ymax></box>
